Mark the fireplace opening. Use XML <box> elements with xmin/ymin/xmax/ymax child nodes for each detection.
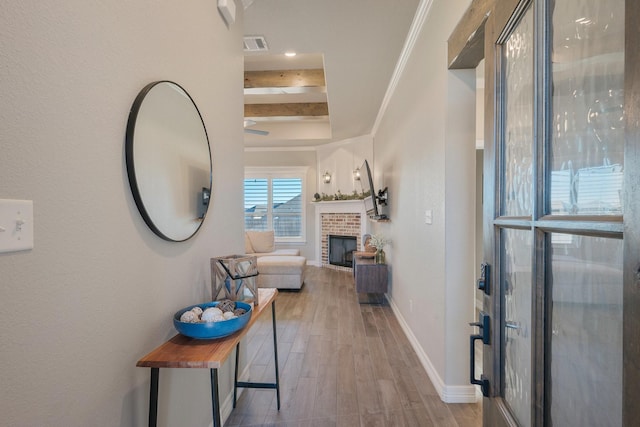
<box><xmin>328</xmin><ymin>235</ymin><xmax>357</xmax><ymax>268</ymax></box>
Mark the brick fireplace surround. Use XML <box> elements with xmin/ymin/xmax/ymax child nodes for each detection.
<box><xmin>313</xmin><ymin>200</ymin><xmax>369</xmax><ymax>271</ymax></box>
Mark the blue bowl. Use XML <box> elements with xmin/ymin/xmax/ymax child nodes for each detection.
<box><xmin>173</xmin><ymin>301</ymin><xmax>252</xmax><ymax>339</ymax></box>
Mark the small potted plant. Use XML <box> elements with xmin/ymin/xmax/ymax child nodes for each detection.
<box><xmin>369</xmin><ymin>234</ymin><xmax>390</xmax><ymax>264</ymax></box>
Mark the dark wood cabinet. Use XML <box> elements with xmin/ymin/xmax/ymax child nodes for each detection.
<box><xmin>353</xmin><ymin>256</ymin><xmax>388</xmax><ymax>294</ymax></box>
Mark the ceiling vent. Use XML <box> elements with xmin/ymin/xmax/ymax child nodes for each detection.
<box><xmin>243</xmin><ymin>36</ymin><xmax>269</xmax><ymax>52</ymax></box>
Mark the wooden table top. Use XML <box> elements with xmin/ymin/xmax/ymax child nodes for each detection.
<box><xmin>137</xmin><ymin>288</ymin><xmax>278</xmax><ymax>369</ymax></box>
<box><xmin>353</xmin><ymin>251</ymin><xmax>375</xmax><ymax>258</ymax></box>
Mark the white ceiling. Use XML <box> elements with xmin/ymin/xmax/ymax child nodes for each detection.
<box><xmin>242</xmin><ymin>0</ymin><xmax>420</xmax><ymax>148</ymax></box>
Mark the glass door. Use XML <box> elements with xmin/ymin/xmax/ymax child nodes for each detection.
<box><xmin>478</xmin><ymin>0</ymin><xmax>638</xmax><ymax>425</ymax></box>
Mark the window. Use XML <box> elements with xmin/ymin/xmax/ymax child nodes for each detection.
<box><xmin>244</xmin><ymin>167</ymin><xmax>307</xmax><ymax>242</ymax></box>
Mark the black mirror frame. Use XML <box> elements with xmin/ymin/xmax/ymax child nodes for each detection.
<box><xmin>125</xmin><ymin>80</ymin><xmax>212</xmax><ymax>242</ymax></box>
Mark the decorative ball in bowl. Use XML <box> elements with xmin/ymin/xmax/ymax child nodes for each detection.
<box><xmin>173</xmin><ymin>300</ymin><xmax>252</xmax><ymax>339</ymax></box>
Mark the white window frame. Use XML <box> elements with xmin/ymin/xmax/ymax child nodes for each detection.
<box><xmin>244</xmin><ymin>166</ymin><xmax>307</xmax><ymax>243</ymax></box>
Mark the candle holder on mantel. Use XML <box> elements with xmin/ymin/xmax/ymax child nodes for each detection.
<box><xmin>211</xmin><ymin>255</ymin><xmax>259</xmax><ymax>305</ymax></box>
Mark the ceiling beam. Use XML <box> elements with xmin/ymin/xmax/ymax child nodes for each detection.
<box><xmin>448</xmin><ymin>0</ymin><xmax>494</xmax><ymax>69</ymax></box>
<box><xmin>245</xmin><ymin>102</ymin><xmax>329</xmax><ymax>117</ymax></box>
<box><xmin>244</xmin><ymin>69</ymin><xmax>326</xmax><ymax>88</ymax></box>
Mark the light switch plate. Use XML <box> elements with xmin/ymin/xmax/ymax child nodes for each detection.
<box><xmin>0</xmin><ymin>199</ymin><xmax>34</xmax><ymax>253</ymax></box>
<box><xmin>424</xmin><ymin>209</ymin><xmax>433</xmax><ymax>224</ymax></box>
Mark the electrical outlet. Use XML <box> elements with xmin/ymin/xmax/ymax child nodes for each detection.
<box><xmin>0</xmin><ymin>199</ymin><xmax>34</xmax><ymax>253</ymax></box>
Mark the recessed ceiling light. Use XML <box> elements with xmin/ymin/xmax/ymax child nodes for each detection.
<box><xmin>285</xmin><ymin>51</ymin><xmax>297</xmax><ymax>57</ymax></box>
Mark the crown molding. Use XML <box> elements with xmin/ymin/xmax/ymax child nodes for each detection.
<box><xmin>372</xmin><ymin>0</ymin><xmax>435</xmax><ymax>135</ymax></box>
<box><xmin>244</xmin><ymin>145</ymin><xmax>317</xmax><ymax>152</ymax></box>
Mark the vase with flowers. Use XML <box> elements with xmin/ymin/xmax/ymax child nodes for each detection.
<box><xmin>369</xmin><ymin>234</ymin><xmax>390</xmax><ymax>264</ymax></box>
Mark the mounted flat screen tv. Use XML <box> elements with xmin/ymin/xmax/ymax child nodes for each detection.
<box><xmin>361</xmin><ymin>159</ymin><xmax>380</xmax><ymax>218</ymax></box>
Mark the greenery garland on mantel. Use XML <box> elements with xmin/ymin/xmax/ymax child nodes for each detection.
<box><xmin>312</xmin><ymin>190</ymin><xmax>371</xmax><ymax>202</ymax></box>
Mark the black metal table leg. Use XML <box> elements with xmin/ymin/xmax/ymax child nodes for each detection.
<box><xmin>228</xmin><ymin>298</ymin><xmax>281</xmax><ymax>412</ymax></box>
<box><xmin>233</xmin><ymin>342</ymin><xmax>240</xmax><ymax>408</ymax></box>
<box><xmin>271</xmin><ymin>300</ymin><xmax>281</xmax><ymax>410</ymax></box>
<box><xmin>210</xmin><ymin>368</ymin><xmax>221</xmax><ymax>427</ymax></box>
<box><xmin>149</xmin><ymin>368</ymin><xmax>159</xmax><ymax>427</ymax></box>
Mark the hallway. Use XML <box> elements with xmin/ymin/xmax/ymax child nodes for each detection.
<box><xmin>227</xmin><ymin>266</ymin><xmax>481</xmax><ymax>426</ymax></box>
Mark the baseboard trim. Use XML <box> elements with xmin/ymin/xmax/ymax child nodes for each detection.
<box><xmin>387</xmin><ymin>296</ymin><xmax>479</xmax><ymax>404</ymax></box>
<box><xmin>441</xmin><ymin>384</ymin><xmax>481</xmax><ymax>404</ymax></box>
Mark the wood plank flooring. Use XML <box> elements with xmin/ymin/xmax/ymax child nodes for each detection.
<box><xmin>226</xmin><ymin>266</ymin><xmax>482</xmax><ymax>427</ymax></box>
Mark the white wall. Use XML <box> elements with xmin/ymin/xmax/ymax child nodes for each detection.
<box><xmin>444</xmin><ymin>69</ymin><xmax>477</xmax><ymax>390</ymax></box>
<box><xmin>0</xmin><ymin>1</ymin><xmax>245</xmax><ymax>426</ymax></box>
<box><xmin>316</xmin><ymin>135</ymin><xmax>374</xmax><ymax>197</ymax></box>
<box><xmin>373</xmin><ymin>0</ymin><xmax>477</xmax><ymax>402</ymax></box>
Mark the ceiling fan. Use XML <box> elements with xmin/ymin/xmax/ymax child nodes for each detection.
<box><xmin>243</xmin><ymin>119</ymin><xmax>269</xmax><ymax>136</ymax></box>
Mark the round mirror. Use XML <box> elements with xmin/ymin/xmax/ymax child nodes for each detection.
<box><xmin>126</xmin><ymin>81</ymin><xmax>212</xmax><ymax>242</ymax></box>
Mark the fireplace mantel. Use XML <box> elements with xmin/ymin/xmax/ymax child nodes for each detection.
<box><xmin>313</xmin><ymin>200</ymin><xmax>370</xmax><ymax>268</ymax></box>
<box><xmin>312</xmin><ymin>200</ymin><xmax>366</xmax><ymax>207</ymax></box>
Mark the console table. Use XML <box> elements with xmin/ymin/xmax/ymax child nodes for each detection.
<box><xmin>136</xmin><ymin>288</ymin><xmax>279</xmax><ymax>427</ymax></box>
<box><xmin>353</xmin><ymin>254</ymin><xmax>388</xmax><ymax>302</ymax></box>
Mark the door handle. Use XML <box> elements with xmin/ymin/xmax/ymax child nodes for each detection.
<box><xmin>505</xmin><ymin>321</ymin><xmax>520</xmax><ymax>330</ymax></box>
<box><xmin>477</xmin><ymin>262</ymin><xmax>490</xmax><ymax>295</ymax></box>
<box><xmin>469</xmin><ymin>312</ymin><xmax>490</xmax><ymax>397</ymax></box>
